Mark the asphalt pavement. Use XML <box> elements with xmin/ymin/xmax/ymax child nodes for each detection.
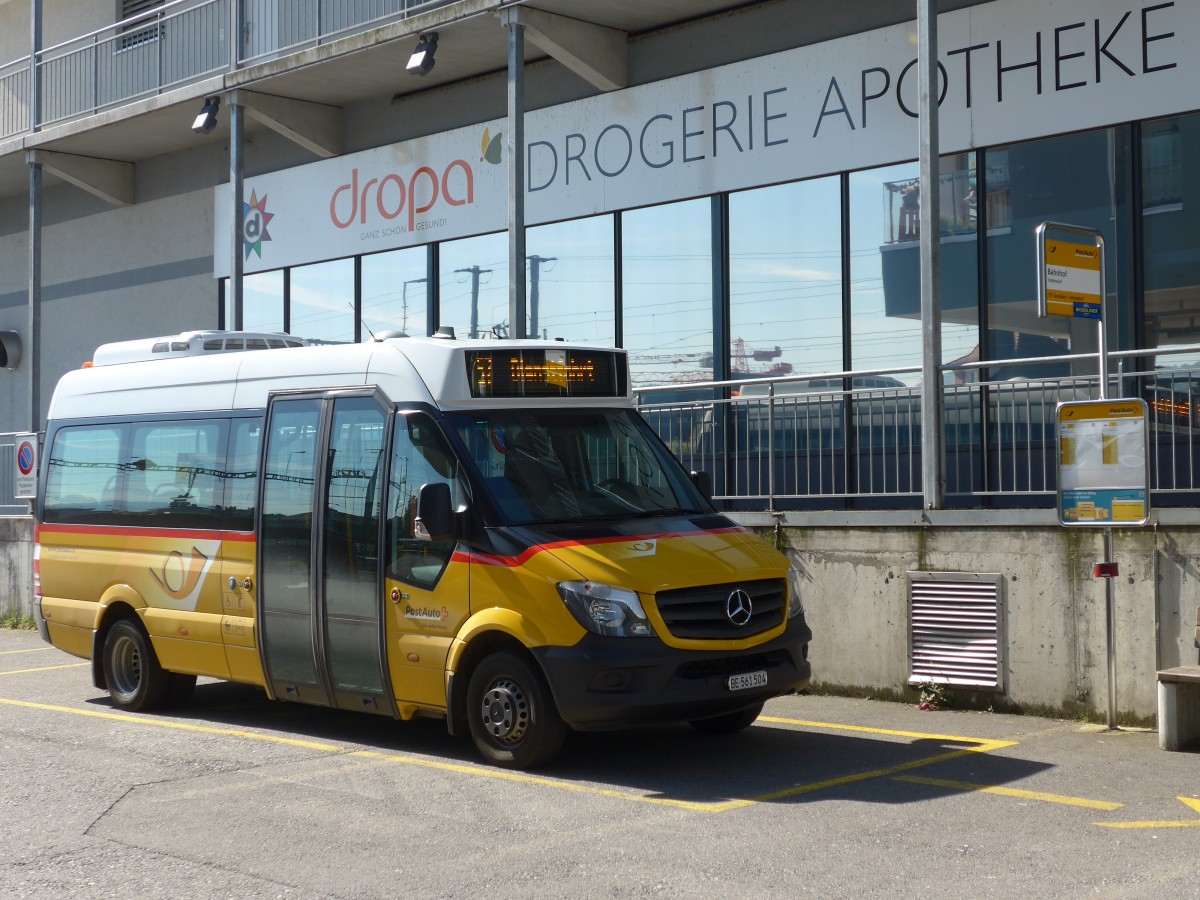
<box><xmin>2</xmin><ymin>626</ymin><xmax>1198</xmax><ymax>899</ymax></box>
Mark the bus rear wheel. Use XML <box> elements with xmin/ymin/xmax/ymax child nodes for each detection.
<box><xmin>102</xmin><ymin>619</ymin><xmax>170</xmax><ymax>712</ymax></box>
<box><xmin>467</xmin><ymin>651</ymin><xmax>565</xmax><ymax>769</ymax></box>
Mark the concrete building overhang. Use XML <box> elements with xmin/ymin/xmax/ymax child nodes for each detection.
<box><xmin>0</xmin><ymin>0</ymin><xmax>757</xmax><ymax>202</ymax></box>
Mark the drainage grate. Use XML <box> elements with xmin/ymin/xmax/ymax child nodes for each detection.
<box><xmin>907</xmin><ymin>572</ymin><xmax>1004</xmax><ymax>691</ymax></box>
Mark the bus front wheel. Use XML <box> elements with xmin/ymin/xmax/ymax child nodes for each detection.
<box><xmin>466</xmin><ymin>651</ymin><xmax>565</xmax><ymax>769</ymax></box>
<box><xmin>102</xmin><ymin>619</ymin><xmax>170</xmax><ymax>712</ymax></box>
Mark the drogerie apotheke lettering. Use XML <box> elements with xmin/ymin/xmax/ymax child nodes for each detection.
<box><xmin>815</xmin><ymin>2</ymin><xmax>1178</xmax><ymax>135</ymax></box>
<box><xmin>527</xmin><ymin>89</ymin><xmax>790</xmax><ymax>192</ymax></box>
<box><xmin>525</xmin><ymin>2</ymin><xmax>1178</xmax><ymax>193</ymax></box>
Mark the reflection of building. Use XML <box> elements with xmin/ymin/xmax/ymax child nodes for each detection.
<box><xmin>3</xmin><ymin>0</ymin><xmax>1200</xmax><ymax>722</ymax></box>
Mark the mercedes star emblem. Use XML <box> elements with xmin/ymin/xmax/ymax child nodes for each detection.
<box><xmin>725</xmin><ymin>589</ymin><xmax>753</xmax><ymax>626</ymax></box>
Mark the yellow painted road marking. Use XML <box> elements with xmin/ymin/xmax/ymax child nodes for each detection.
<box><xmin>1</xmin><ymin>663</ymin><xmax>90</xmax><ymax>676</ymax></box>
<box><xmin>760</xmin><ymin>715</ymin><xmax>1017</xmax><ymax>748</ymax></box>
<box><xmin>1096</xmin><ymin>797</ymin><xmax>1200</xmax><ymax>829</ymax></box>
<box><xmin>0</xmin><ymin>648</ymin><xmax>55</xmax><ymax>656</ymax></box>
<box><xmin>895</xmin><ymin>775</ymin><xmax>1123</xmax><ymax>811</ymax></box>
<box><xmin>0</xmin><ymin>696</ymin><xmax>1022</xmax><ymax>813</ymax></box>
<box><xmin>0</xmin><ymin>698</ymin><xmax>352</xmax><ymax>752</ymax></box>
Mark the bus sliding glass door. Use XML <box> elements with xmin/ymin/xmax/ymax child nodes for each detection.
<box><xmin>258</xmin><ymin>393</ymin><xmax>393</xmax><ymax>714</ymax></box>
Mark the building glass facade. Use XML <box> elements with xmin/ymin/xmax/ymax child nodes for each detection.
<box><xmin>221</xmin><ymin>116</ymin><xmax>1191</xmax><ymax>389</ymax></box>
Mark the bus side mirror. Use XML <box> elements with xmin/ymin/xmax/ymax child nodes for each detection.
<box><xmin>415</xmin><ymin>482</ymin><xmax>454</xmax><ymax>542</ymax></box>
<box><xmin>689</xmin><ymin>470</ymin><xmax>713</xmax><ymax>501</ymax></box>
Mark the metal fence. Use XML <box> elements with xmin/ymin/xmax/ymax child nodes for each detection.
<box><xmin>6</xmin><ymin>352</ymin><xmax>1200</xmax><ymax>514</ymax></box>
<box><xmin>0</xmin><ymin>0</ymin><xmax>458</xmax><ymax>136</ymax></box>
<box><xmin>241</xmin><ymin>0</ymin><xmax>456</xmax><ymax>65</ymax></box>
<box><xmin>636</xmin><ymin>348</ymin><xmax>1200</xmax><ymax>509</ymax></box>
<box><xmin>36</xmin><ymin>0</ymin><xmax>229</xmax><ymax>128</ymax></box>
<box><xmin>0</xmin><ymin>57</ymin><xmax>30</xmax><ymax>140</ymax></box>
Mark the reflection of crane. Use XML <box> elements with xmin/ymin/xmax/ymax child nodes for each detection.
<box><xmin>730</xmin><ymin>338</ymin><xmax>793</xmax><ymax>379</ymax></box>
<box><xmin>632</xmin><ymin>339</ymin><xmax>793</xmax><ymax>385</ymax></box>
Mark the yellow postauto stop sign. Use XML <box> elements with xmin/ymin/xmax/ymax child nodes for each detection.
<box><xmin>1044</xmin><ymin>239</ymin><xmax>1101</xmax><ymax>319</ymax></box>
<box><xmin>1057</xmin><ymin>399</ymin><xmax>1149</xmax><ymax>526</ymax></box>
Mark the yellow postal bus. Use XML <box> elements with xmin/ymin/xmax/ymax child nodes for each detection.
<box><xmin>35</xmin><ymin>329</ymin><xmax>811</xmax><ymax>768</ymax></box>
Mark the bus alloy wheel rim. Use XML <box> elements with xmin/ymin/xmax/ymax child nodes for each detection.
<box><xmin>481</xmin><ymin>677</ymin><xmax>529</xmax><ymax>744</ymax></box>
<box><xmin>115</xmin><ymin>635</ymin><xmax>142</xmax><ymax>697</ymax></box>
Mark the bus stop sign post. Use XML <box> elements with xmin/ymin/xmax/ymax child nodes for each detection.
<box><xmin>1038</xmin><ymin>221</ymin><xmax>1150</xmax><ymax>730</ymax></box>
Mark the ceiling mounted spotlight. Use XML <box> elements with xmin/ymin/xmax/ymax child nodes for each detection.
<box><xmin>191</xmin><ymin>96</ymin><xmax>220</xmax><ymax>135</ymax></box>
<box><xmin>407</xmin><ymin>32</ymin><xmax>438</xmax><ymax>76</ymax></box>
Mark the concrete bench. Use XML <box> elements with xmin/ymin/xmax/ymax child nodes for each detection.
<box><xmin>1157</xmin><ymin>607</ymin><xmax>1200</xmax><ymax>751</ymax></box>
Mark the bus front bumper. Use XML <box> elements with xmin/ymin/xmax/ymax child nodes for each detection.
<box><xmin>532</xmin><ymin>616</ymin><xmax>812</xmax><ymax>731</ymax></box>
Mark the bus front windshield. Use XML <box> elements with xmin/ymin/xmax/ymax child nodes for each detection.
<box><xmin>447</xmin><ymin>409</ymin><xmax>709</xmax><ymax>525</ymax></box>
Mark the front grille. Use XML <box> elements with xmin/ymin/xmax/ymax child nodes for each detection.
<box><xmin>654</xmin><ymin>578</ymin><xmax>785</xmax><ymax>639</ymax></box>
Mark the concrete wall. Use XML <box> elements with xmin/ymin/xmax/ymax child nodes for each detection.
<box><xmin>0</xmin><ymin>171</ymin><xmax>222</xmax><ymax>429</ymax></box>
<box><xmin>0</xmin><ymin>515</ymin><xmax>32</xmax><ymax>619</ymax></box>
<box><xmin>765</xmin><ymin>520</ymin><xmax>1200</xmax><ymax>722</ymax></box>
<box><xmin>0</xmin><ymin>1</ymin><xmax>118</xmax><ymax>63</ymax></box>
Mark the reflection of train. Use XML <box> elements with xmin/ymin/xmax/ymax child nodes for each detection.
<box><xmin>1144</xmin><ymin>372</ymin><xmax>1200</xmax><ymax>430</ymax></box>
<box><xmin>636</xmin><ymin>366</ymin><xmax>1200</xmax><ymax>501</ymax></box>
<box><xmin>724</xmin><ymin>377</ymin><xmax>1094</xmax><ymax>452</ymax></box>
<box><xmin>640</xmin><ymin>377</ymin><xmax>1099</xmax><ymax>499</ymax></box>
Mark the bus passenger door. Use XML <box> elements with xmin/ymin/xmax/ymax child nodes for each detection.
<box><xmin>382</xmin><ymin>412</ymin><xmax>466</xmax><ymax>711</ymax></box>
<box><xmin>320</xmin><ymin>396</ymin><xmax>390</xmax><ymax>713</ymax></box>
<box><xmin>258</xmin><ymin>393</ymin><xmax>392</xmax><ymax>714</ymax></box>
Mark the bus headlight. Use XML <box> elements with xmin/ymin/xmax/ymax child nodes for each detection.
<box><xmin>787</xmin><ymin>570</ymin><xmax>805</xmax><ymax>619</ymax></box>
<box><xmin>557</xmin><ymin>581</ymin><xmax>654</xmax><ymax>637</ymax></box>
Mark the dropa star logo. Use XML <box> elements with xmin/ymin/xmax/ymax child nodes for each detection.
<box><xmin>242</xmin><ymin>191</ymin><xmax>274</xmax><ymax>259</ymax></box>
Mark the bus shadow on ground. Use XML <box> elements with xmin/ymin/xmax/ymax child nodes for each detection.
<box><xmin>105</xmin><ymin>680</ymin><xmax>1052</xmax><ymax>809</ymax></box>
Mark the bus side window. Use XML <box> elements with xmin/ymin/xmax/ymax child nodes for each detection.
<box><xmin>223</xmin><ymin>419</ymin><xmax>262</xmax><ymax>532</ymax></box>
<box><xmin>125</xmin><ymin>420</ymin><xmax>225</xmax><ymax>527</ymax></box>
<box><xmin>43</xmin><ymin>425</ymin><xmax>123</xmax><ymax>525</ymax></box>
<box><xmin>386</xmin><ymin>413</ymin><xmax>457</xmax><ymax>589</ymax></box>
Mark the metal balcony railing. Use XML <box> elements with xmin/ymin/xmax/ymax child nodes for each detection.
<box><xmin>241</xmin><ymin>0</ymin><xmax>457</xmax><ymax>66</ymax></box>
<box><xmin>38</xmin><ymin>0</ymin><xmax>230</xmax><ymax>129</ymax></box>
<box><xmin>635</xmin><ymin>346</ymin><xmax>1200</xmax><ymax>510</ymax></box>
<box><xmin>0</xmin><ymin>0</ymin><xmax>458</xmax><ymax>140</ymax></box>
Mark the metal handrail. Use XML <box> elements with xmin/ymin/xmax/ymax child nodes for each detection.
<box><xmin>634</xmin><ymin>347</ymin><xmax>1200</xmax><ymax>508</ymax></box>
<box><xmin>1</xmin><ymin>0</ymin><xmax>465</xmax><ymax>136</ymax></box>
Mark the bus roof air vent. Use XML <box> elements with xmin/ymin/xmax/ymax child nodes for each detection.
<box><xmin>89</xmin><ymin>331</ymin><xmax>305</xmax><ymax>366</ymax></box>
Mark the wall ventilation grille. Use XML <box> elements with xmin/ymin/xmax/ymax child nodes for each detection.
<box><xmin>907</xmin><ymin>572</ymin><xmax>1004</xmax><ymax>691</ymax></box>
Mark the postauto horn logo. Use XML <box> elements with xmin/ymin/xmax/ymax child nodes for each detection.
<box><xmin>242</xmin><ymin>191</ymin><xmax>274</xmax><ymax>259</ymax></box>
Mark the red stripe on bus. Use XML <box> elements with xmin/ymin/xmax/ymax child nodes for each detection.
<box><xmin>35</xmin><ymin>523</ymin><xmax>257</xmax><ymax>542</ymax></box>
